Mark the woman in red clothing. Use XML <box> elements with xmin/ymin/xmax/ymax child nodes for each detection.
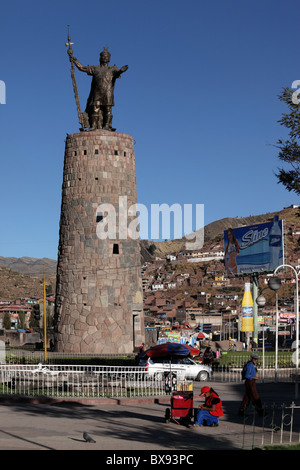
<box><xmin>193</xmin><ymin>386</ymin><xmax>223</xmax><ymax>427</ymax></box>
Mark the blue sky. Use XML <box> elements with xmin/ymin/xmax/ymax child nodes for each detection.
<box><xmin>0</xmin><ymin>0</ymin><xmax>299</xmax><ymax>260</ymax></box>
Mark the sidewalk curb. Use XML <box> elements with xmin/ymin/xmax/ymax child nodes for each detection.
<box><xmin>0</xmin><ymin>395</ymin><xmax>171</xmax><ymax>406</ymax></box>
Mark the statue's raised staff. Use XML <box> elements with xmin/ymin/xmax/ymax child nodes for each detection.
<box><xmin>66</xmin><ymin>30</ymin><xmax>128</xmax><ymax>131</ymax></box>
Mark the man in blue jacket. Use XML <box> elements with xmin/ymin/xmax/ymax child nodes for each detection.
<box><xmin>238</xmin><ymin>353</ymin><xmax>264</xmax><ymax>416</ymax></box>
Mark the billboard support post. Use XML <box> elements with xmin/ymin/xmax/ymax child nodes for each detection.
<box><xmin>252</xmin><ymin>274</ymin><xmax>259</xmax><ymax>347</ymax></box>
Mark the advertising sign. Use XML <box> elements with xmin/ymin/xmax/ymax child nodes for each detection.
<box><xmin>257</xmin><ymin>315</ymin><xmax>273</xmax><ymax>324</ymax></box>
<box><xmin>158</xmin><ymin>332</ymin><xmax>191</xmax><ymax>345</ymax></box>
<box><xmin>224</xmin><ymin>216</ymin><xmax>283</xmax><ymax>275</ymax></box>
<box><xmin>279</xmin><ymin>312</ymin><xmax>296</xmax><ymax>323</ymax></box>
<box><xmin>241</xmin><ymin>283</ymin><xmax>254</xmax><ymax>332</ymax></box>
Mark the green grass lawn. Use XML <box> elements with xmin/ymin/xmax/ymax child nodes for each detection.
<box><xmin>263</xmin><ymin>444</ymin><xmax>300</xmax><ymax>450</ymax></box>
<box><xmin>216</xmin><ymin>351</ymin><xmax>294</xmax><ymax>368</ymax></box>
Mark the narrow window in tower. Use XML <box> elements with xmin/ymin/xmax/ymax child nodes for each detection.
<box><xmin>124</xmin><ymin>151</ymin><xmax>126</xmax><ymax>157</ymax></box>
<box><xmin>113</xmin><ymin>243</ymin><xmax>119</xmax><ymax>254</ymax></box>
<box><xmin>84</xmin><ymin>150</ymin><xmax>87</xmax><ymax>155</ymax></box>
<box><xmin>114</xmin><ymin>150</ymin><xmax>118</xmax><ymax>155</ymax></box>
<box><xmin>95</xmin><ymin>149</ymin><xmax>99</xmax><ymax>155</ymax></box>
<box><xmin>96</xmin><ymin>212</ymin><xmax>103</xmax><ymax>223</ymax></box>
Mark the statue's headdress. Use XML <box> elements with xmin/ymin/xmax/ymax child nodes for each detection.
<box><xmin>100</xmin><ymin>46</ymin><xmax>111</xmax><ymax>62</ymax></box>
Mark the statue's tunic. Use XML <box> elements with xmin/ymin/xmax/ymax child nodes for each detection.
<box><xmin>84</xmin><ymin>65</ymin><xmax>120</xmax><ymax>108</ymax></box>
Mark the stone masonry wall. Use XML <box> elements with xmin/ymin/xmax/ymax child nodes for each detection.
<box><xmin>54</xmin><ymin>130</ymin><xmax>144</xmax><ymax>354</ymax></box>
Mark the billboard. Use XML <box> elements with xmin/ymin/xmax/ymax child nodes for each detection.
<box><xmin>224</xmin><ymin>216</ymin><xmax>284</xmax><ymax>275</ymax></box>
<box><xmin>158</xmin><ymin>332</ymin><xmax>188</xmax><ymax>345</ymax></box>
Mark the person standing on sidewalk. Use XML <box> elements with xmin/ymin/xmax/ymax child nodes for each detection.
<box><xmin>238</xmin><ymin>352</ymin><xmax>264</xmax><ymax>417</ymax></box>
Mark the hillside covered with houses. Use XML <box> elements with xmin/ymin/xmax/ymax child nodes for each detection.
<box><xmin>141</xmin><ymin>206</ymin><xmax>300</xmax><ymax>347</ymax></box>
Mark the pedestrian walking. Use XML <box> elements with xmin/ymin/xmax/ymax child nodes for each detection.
<box><xmin>238</xmin><ymin>352</ymin><xmax>264</xmax><ymax>417</ymax></box>
<box><xmin>203</xmin><ymin>347</ymin><xmax>214</xmax><ymax>366</ymax></box>
<box><xmin>193</xmin><ymin>386</ymin><xmax>223</xmax><ymax>428</ymax></box>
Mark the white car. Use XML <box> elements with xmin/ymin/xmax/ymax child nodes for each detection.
<box><xmin>139</xmin><ymin>356</ymin><xmax>212</xmax><ymax>381</ymax></box>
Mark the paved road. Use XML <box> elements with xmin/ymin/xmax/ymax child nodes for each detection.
<box><xmin>0</xmin><ymin>381</ymin><xmax>299</xmax><ymax>451</ymax></box>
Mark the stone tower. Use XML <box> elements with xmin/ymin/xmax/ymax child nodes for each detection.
<box><xmin>54</xmin><ymin>129</ymin><xmax>144</xmax><ymax>354</ymax></box>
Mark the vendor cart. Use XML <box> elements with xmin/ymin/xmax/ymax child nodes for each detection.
<box><xmin>165</xmin><ymin>383</ymin><xmax>194</xmax><ymax>425</ymax></box>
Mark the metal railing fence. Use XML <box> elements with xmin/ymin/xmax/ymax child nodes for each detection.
<box><xmin>0</xmin><ymin>364</ymin><xmax>166</xmax><ymax>399</ymax></box>
<box><xmin>241</xmin><ymin>402</ymin><xmax>300</xmax><ymax>449</ymax></box>
<box><xmin>211</xmin><ymin>365</ymin><xmax>297</xmax><ymax>383</ymax></box>
<box><xmin>210</xmin><ymin>351</ymin><xmax>297</xmax><ymax>383</ymax></box>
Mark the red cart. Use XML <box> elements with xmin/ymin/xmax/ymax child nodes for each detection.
<box><xmin>165</xmin><ymin>391</ymin><xmax>194</xmax><ymax>425</ymax></box>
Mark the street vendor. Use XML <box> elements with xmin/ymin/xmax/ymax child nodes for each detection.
<box><xmin>193</xmin><ymin>386</ymin><xmax>223</xmax><ymax>428</ymax></box>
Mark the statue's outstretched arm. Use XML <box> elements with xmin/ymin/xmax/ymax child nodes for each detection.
<box><xmin>70</xmin><ymin>54</ymin><xmax>89</xmax><ymax>73</ymax></box>
<box><xmin>115</xmin><ymin>65</ymin><xmax>128</xmax><ymax>77</ymax></box>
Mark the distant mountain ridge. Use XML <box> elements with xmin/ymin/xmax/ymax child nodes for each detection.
<box><xmin>202</xmin><ymin>212</ymin><xmax>278</xmax><ymax>243</ymax></box>
<box><xmin>0</xmin><ymin>257</ymin><xmax>57</xmax><ymax>277</ymax></box>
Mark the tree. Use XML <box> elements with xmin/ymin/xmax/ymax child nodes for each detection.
<box><xmin>17</xmin><ymin>311</ymin><xmax>26</xmax><ymax>330</ymax></box>
<box><xmin>275</xmin><ymin>87</ymin><xmax>300</xmax><ymax>196</ymax></box>
<box><xmin>46</xmin><ymin>306</ymin><xmax>54</xmax><ymax>328</ymax></box>
<box><xmin>29</xmin><ymin>304</ymin><xmax>40</xmax><ymax>328</ymax></box>
<box><xmin>3</xmin><ymin>312</ymin><xmax>11</xmax><ymax>330</ymax></box>
<box><xmin>46</xmin><ymin>284</ymin><xmax>52</xmax><ymax>296</ymax></box>
<box><xmin>148</xmin><ymin>243</ymin><xmax>156</xmax><ymax>256</ymax></box>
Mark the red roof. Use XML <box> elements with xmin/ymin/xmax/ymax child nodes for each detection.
<box><xmin>0</xmin><ymin>305</ymin><xmax>31</xmax><ymax>312</ymax></box>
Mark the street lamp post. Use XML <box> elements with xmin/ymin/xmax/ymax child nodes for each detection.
<box><xmin>252</xmin><ymin>274</ymin><xmax>259</xmax><ymax>348</ymax></box>
<box><xmin>275</xmin><ymin>290</ymin><xmax>279</xmax><ymax>381</ymax></box>
<box><xmin>274</xmin><ymin>264</ymin><xmax>299</xmax><ymax>399</ymax></box>
<box><xmin>268</xmin><ymin>276</ymin><xmax>282</xmax><ymax>382</ymax></box>
<box><xmin>256</xmin><ymin>278</ymin><xmax>281</xmax><ymax>383</ymax></box>
<box><xmin>256</xmin><ymin>294</ymin><xmax>268</xmax><ymax>382</ymax></box>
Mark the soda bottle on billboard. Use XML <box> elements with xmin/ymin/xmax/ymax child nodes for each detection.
<box><xmin>269</xmin><ymin>215</ymin><xmax>282</xmax><ymax>271</ymax></box>
<box><xmin>241</xmin><ymin>282</ymin><xmax>253</xmax><ymax>332</ymax></box>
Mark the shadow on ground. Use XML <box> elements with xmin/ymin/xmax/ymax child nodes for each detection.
<box><xmin>0</xmin><ymin>382</ymin><xmax>299</xmax><ymax>450</ymax></box>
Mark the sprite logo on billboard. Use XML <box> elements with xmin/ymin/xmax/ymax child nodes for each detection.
<box><xmin>224</xmin><ymin>216</ymin><xmax>283</xmax><ymax>275</ymax></box>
